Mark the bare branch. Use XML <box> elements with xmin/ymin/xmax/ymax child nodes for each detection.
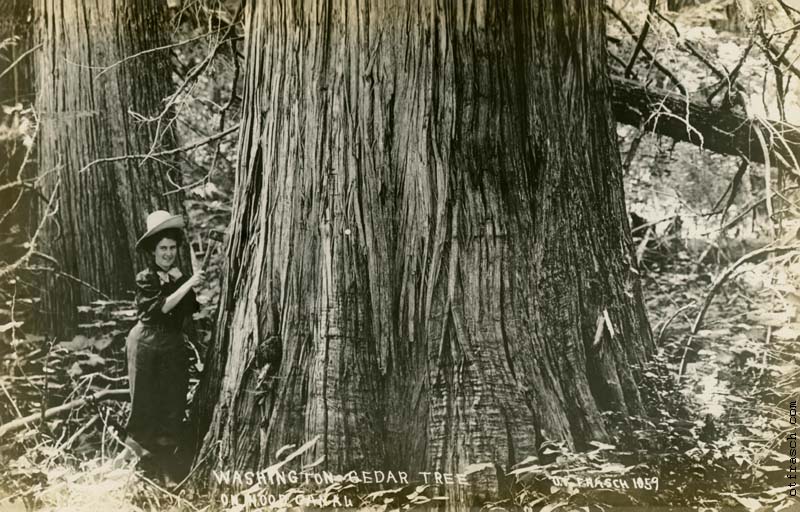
<box><xmin>765</xmin><ymin>41</ymin><xmax>800</xmax><ymax>81</ymax></box>
<box><xmin>713</xmin><ymin>186</ymin><xmax>799</xmax><ymax>234</ymax></box>
<box><xmin>691</xmin><ymin>244</ymin><xmax>800</xmax><ymax>334</ymax></box>
<box><xmin>78</xmin><ymin>123</ymin><xmax>239</xmax><ymax>175</ymax></box>
<box><xmin>94</xmin><ymin>29</ymin><xmax>225</xmax><ymax>80</ymax></box>
<box><xmin>0</xmin><ymin>388</ymin><xmax>130</xmax><ymax>439</ymax></box>
<box><xmin>605</xmin><ymin>5</ymin><xmax>687</xmax><ymax>95</ymax></box>
<box><xmin>624</xmin><ymin>0</ymin><xmax>657</xmax><ymax>78</ymax></box>
<box><xmin>143</xmin><ymin>1</ymin><xmax>245</xmax><ymax>164</ymax></box>
<box><xmin>656</xmin><ymin>303</ymin><xmax>695</xmax><ymax>345</ymax></box>
<box><xmin>655</xmin><ymin>10</ymin><xmax>728</xmax><ymax>81</ymax></box>
<box><xmin>706</xmin><ymin>35</ymin><xmax>755</xmax><ymax>106</ymax></box>
<box><xmin>20</xmin><ymin>265</ymin><xmax>111</xmax><ymax>299</ymax></box>
<box><xmin>0</xmin><ymin>44</ymin><xmax>42</xmax><ymax>82</ymax></box>
<box><xmin>0</xmin><ymin>175</ymin><xmax>61</xmax><ymax>281</ymax></box>
<box><xmin>710</xmin><ymin>158</ymin><xmax>748</xmax><ymax>220</ymax></box>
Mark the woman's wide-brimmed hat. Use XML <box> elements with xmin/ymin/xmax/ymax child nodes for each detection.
<box><xmin>136</xmin><ymin>210</ymin><xmax>185</xmax><ymax>251</ymax></box>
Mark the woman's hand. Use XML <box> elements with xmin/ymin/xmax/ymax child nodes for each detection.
<box><xmin>162</xmin><ymin>271</ymin><xmax>204</xmax><ymax>314</ymax></box>
<box><xmin>190</xmin><ymin>270</ymin><xmax>206</xmax><ymax>288</ymax></box>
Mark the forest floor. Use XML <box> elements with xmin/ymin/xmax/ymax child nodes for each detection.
<box><xmin>0</xmin><ymin>228</ymin><xmax>797</xmax><ymax>511</ymax></box>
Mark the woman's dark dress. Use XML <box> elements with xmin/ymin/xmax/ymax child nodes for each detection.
<box><xmin>125</xmin><ymin>265</ymin><xmax>198</xmax><ymax>453</ymax></box>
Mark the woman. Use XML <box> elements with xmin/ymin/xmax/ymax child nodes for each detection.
<box><xmin>125</xmin><ymin>210</ymin><xmax>204</xmax><ymax>479</ymax></box>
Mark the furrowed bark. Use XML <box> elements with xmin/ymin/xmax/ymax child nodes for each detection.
<box><xmin>195</xmin><ymin>1</ymin><xmax>654</xmax><ymax>508</ymax></box>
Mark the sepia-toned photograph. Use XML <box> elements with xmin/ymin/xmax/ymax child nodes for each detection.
<box><xmin>0</xmin><ymin>0</ymin><xmax>799</xmax><ymax>510</ymax></box>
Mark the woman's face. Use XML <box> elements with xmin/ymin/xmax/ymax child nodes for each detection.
<box><xmin>153</xmin><ymin>237</ymin><xmax>178</xmax><ymax>269</ymax></box>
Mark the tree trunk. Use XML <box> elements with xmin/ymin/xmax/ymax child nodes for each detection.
<box><xmin>194</xmin><ymin>1</ymin><xmax>654</xmax><ymax>507</ymax></box>
<box><xmin>34</xmin><ymin>0</ymin><xmax>187</xmax><ymax>335</ymax></box>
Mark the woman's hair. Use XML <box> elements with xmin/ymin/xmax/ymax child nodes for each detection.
<box><xmin>143</xmin><ymin>228</ymin><xmax>183</xmax><ymax>253</ymax></box>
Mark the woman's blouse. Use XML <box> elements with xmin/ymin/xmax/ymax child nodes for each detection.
<box><xmin>134</xmin><ymin>265</ymin><xmax>199</xmax><ymax>329</ymax></box>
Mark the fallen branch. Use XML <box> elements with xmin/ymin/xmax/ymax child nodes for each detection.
<box><xmin>0</xmin><ymin>388</ymin><xmax>129</xmax><ymax>439</ymax></box>
<box><xmin>691</xmin><ymin>244</ymin><xmax>800</xmax><ymax>334</ymax></box>
<box><xmin>611</xmin><ymin>76</ymin><xmax>800</xmax><ymax>172</ymax></box>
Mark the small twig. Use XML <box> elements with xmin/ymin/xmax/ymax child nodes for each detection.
<box><xmin>750</xmin><ymin>326</ymin><xmax>772</xmax><ymax>395</ymax></box>
<box><xmin>0</xmin><ymin>177</ymin><xmax>34</xmax><ymax>194</ymax></box>
<box><xmin>712</xmin><ymin>159</ymin><xmax>748</xmax><ymax>223</ymax></box>
<box><xmin>77</xmin><ymin>124</ymin><xmax>239</xmax><ymax>175</ymax></box>
<box><xmin>0</xmin><ymin>379</ymin><xmax>25</xmax><ymax>420</ymax></box>
<box><xmin>605</xmin><ymin>5</ymin><xmax>687</xmax><ymax>95</ymax></box>
<box><xmin>631</xmin><ymin>213</ymin><xmax>680</xmax><ymax>234</ymax></box>
<box><xmin>0</xmin><ymin>189</ymin><xmax>25</xmax><ymax>227</ymax></box>
<box><xmin>707</xmin><ymin>35</ymin><xmax>755</xmax><ymax>106</ymax></box>
<box><xmin>656</xmin><ymin>10</ymin><xmax>728</xmax><ymax>81</ymax></box>
<box><xmin>635</xmin><ymin>227</ymin><xmax>653</xmax><ymax>266</ymax></box>
<box><xmin>144</xmin><ymin>1</ymin><xmax>244</xmax><ymax>163</ymax></box>
<box><xmin>42</xmin><ymin>339</ymin><xmax>52</xmax><ymax>426</ymax></box>
<box><xmin>0</xmin><ymin>175</ymin><xmax>61</xmax><ymax>281</ymax></box>
<box><xmin>656</xmin><ymin>303</ymin><xmax>695</xmax><ymax>345</ymax></box>
<box><xmin>77</xmin><ymin>372</ymin><xmax>128</xmax><ymax>383</ymax></box>
<box><xmin>691</xmin><ymin>245</ymin><xmax>800</xmax><ymax>334</ymax></box>
<box><xmin>645</xmin><ymin>102</ymin><xmax>704</xmax><ymax>149</ymax></box>
<box><xmin>139</xmin><ymin>474</ymin><xmax>200</xmax><ymax>511</ymax></box>
<box><xmin>751</xmin><ymin>122</ymin><xmax>776</xmax><ymax>239</ymax></box>
<box><xmin>608</xmin><ymin>49</ymin><xmax>628</xmax><ymax>70</ymax></box>
<box><xmin>750</xmin><ymin>103</ymin><xmax>800</xmax><ymax>176</ymax></box>
<box><xmin>0</xmin><ymin>107</ymin><xmax>41</xmax><ymax>229</ymax></box>
<box><xmin>220</xmin><ymin>39</ymin><xmax>241</xmax><ymax>116</ymax></box>
<box><xmin>624</xmin><ymin>0</ymin><xmax>657</xmax><ymax>78</ymax></box>
<box><xmin>622</xmin><ymin>126</ymin><xmax>646</xmax><ymax>172</ymax></box>
<box><xmin>778</xmin><ymin>0</ymin><xmax>800</xmax><ymax>17</ymax></box>
<box><xmin>95</xmin><ymin>30</ymin><xmax>224</xmax><ymax>79</ymax></box>
<box><xmin>712</xmin><ymin>185</ymin><xmax>800</xmax><ymax>234</ymax></box>
<box><xmin>765</xmin><ymin>42</ymin><xmax>800</xmax><ymax>81</ymax></box>
<box><xmin>173</xmin><ymin>447</ymin><xmax>214</xmax><ymax>492</ymax></box>
<box><xmin>58</xmin><ymin>414</ymin><xmax>99</xmax><ymax>452</ymax></box>
<box><xmin>0</xmin><ymin>43</ymin><xmax>42</xmax><ymax>81</ymax></box>
<box><xmin>101</xmin><ymin>407</ymin><xmax>110</xmax><ymax>461</ymax></box>
<box><xmin>773</xmin><ymin>189</ymin><xmax>800</xmax><ymax>215</ymax></box>
<box><xmin>20</xmin><ymin>265</ymin><xmax>111</xmax><ymax>299</ymax></box>
<box><xmin>0</xmin><ymin>388</ymin><xmax>129</xmax><ymax>439</ymax></box>
<box><xmin>677</xmin><ymin>334</ymin><xmax>695</xmax><ymax>380</ymax></box>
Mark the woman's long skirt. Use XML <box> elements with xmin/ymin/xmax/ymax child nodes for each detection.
<box><xmin>125</xmin><ymin>321</ymin><xmax>189</xmax><ymax>453</ymax></box>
